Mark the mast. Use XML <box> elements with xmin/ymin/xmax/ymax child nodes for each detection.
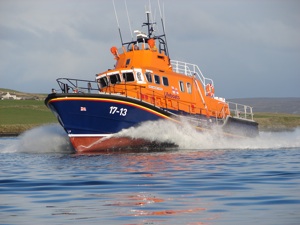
<box><xmin>142</xmin><ymin>10</ymin><xmax>169</xmax><ymax>57</ymax></box>
<box><xmin>143</xmin><ymin>11</ymin><xmax>154</xmax><ymax>38</ymax></box>
<box><xmin>113</xmin><ymin>1</ymin><xmax>170</xmax><ymax>57</ymax></box>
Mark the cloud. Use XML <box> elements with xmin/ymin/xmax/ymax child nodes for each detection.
<box><xmin>0</xmin><ymin>0</ymin><xmax>299</xmax><ymax>97</ymax></box>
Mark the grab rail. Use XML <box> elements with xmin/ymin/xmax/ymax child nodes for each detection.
<box><xmin>227</xmin><ymin>101</ymin><xmax>254</xmax><ymax>121</ymax></box>
<box><xmin>170</xmin><ymin>60</ymin><xmax>214</xmax><ymax>88</ymax></box>
<box><xmin>55</xmin><ymin>78</ymin><xmax>99</xmax><ymax>94</ymax></box>
<box><xmin>53</xmin><ymin>78</ymin><xmax>230</xmax><ymax>123</ymax></box>
<box><xmin>54</xmin><ymin>78</ymin><xmax>255</xmax><ymax>123</ymax></box>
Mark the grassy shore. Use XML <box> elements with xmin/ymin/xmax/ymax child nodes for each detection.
<box><xmin>0</xmin><ymin>99</ymin><xmax>57</xmax><ymax>135</ymax></box>
<box><xmin>1</xmin><ymin>99</ymin><xmax>300</xmax><ymax>136</ymax></box>
<box><xmin>254</xmin><ymin>112</ymin><xmax>300</xmax><ymax>132</ymax></box>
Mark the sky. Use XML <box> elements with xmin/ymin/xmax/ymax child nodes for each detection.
<box><xmin>0</xmin><ymin>0</ymin><xmax>299</xmax><ymax>98</ymax></box>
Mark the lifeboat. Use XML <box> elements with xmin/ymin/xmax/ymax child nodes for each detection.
<box><xmin>45</xmin><ymin>8</ymin><xmax>258</xmax><ymax>152</ymax></box>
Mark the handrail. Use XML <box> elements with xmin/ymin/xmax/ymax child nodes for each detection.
<box><xmin>170</xmin><ymin>60</ymin><xmax>214</xmax><ymax>88</ymax></box>
<box><xmin>170</xmin><ymin>61</ymin><xmax>255</xmax><ymax>121</ymax></box>
<box><xmin>227</xmin><ymin>101</ymin><xmax>254</xmax><ymax>121</ymax></box>
<box><xmin>54</xmin><ymin>78</ymin><xmax>228</xmax><ymax>121</ymax></box>
<box><xmin>55</xmin><ymin>78</ymin><xmax>99</xmax><ymax>94</ymax></box>
<box><xmin>54</xmin><ymin>78</ymin><xmax>254</xmax><ymax>123</ymax></box>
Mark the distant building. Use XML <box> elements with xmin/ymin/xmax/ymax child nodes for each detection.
<box><xmin>0</xmin><ymin>92</ymin><xmax>22</xmax><ymax>100</ymax></box>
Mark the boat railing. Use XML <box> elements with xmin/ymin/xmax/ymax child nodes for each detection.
<box><xmin>227</xmin><ymin>101</ymin><xmax>254</xmax><ymax>121</ymax></box>
<box><xmin>55</xmin><ymin>78</ymin><xmax>99</xmax><ymax>94</ymax></box>
<box><xmin>54</xmin><ymin>77</ymin><xmax>228</xmax><ymax>123</ymax></box>
<box><xmin>171</xmin><ymin>60</ymin><xmax>214</xmax><ymax>87</ymax></box>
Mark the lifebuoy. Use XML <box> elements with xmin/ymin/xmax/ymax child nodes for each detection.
<box><xmin>206</xmin><ymin>83</ymin><xmax>214</xmax><ymax>97</ymax></box>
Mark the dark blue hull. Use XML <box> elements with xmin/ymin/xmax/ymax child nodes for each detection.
<box><xmin>45</xmin><ymin>93</ymin><xmax>258</xmax><ymax>152</ymax></box>
<box><xmin>45</xmin><ymin>93</ymin><xmax>173</xmax><ymax>136</ymax></box>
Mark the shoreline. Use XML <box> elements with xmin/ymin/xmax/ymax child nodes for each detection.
<box><xmin>0</xmin><ymin>133</ymin><xmax>20</xmax><ymax>137</ymax></box>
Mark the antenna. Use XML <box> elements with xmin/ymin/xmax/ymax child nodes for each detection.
<box><xmin>112</xmin><ymin>0</ymin><xmax>124</xmax><ymax>45</ymax></box>
<box><xmin>148</xmin><ymin>0</ymin><xmax>153</xmax><ymax>23</ymax></box>
<box><xmin>148</xmin><ymin>0</ymin><xmax>158</xmax><ymax>36</ymax></box>
<box><xmin>162</xmin><ymin>2</ymin><xmax>166</xmax><ymax>31</ymax></box>
<box><xmin>157</xmin><ymin>0</ymin><xmax>169</xmax><ymax>56</ymax></box>
<box><xmin>124</xmin><ymin>0</ymin><xmax>133</xmax><ymax>40</ymax></box>
<box><xmin>153</xmin><ymin>9</ymin><xmax>157</xmax><ymax>34</ymax></box>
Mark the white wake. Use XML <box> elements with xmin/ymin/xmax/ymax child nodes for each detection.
<box><xmin>1</xmin><ymin>121</ymin><xmax>299</xmax><ymax>153</ymax></box>
<box><xmin>116</xmin><ymin>120</ymin><xmax>300</xmax><ymax>150</ymax></box>
<box><xmin>0</xmin><ymin>124</ymin><xmax>73</xmax><ymax>153</ymax></box>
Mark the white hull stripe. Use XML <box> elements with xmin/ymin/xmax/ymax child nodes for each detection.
<box><xmin>68</xmin><ymin>134</ymin><xmax>113</xmax><ymax>138</ymax></box>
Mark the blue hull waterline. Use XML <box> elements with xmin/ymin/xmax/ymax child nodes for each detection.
<box><xmin>45</xmin><ymin>93</ymin><xmax>258</xmax><ymax>152</ymax></box>
<box><xmin>47</xmin><ymin>93</ymin><xmax>172</xmax><ymax>134</ymax></box>
<box><xmin>45</xmin><ymin>93</ymin><xmax>179</xmax><ymax>151</ymax></box>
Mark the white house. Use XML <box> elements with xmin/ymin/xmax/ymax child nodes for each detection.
<box><xmin>0</xmin><ymin>92</ymin><xmax>22</xmax><ymax>100</ymax></box>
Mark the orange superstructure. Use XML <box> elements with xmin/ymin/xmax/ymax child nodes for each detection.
<box><xmin>97</xmin><ymin>39</ymin><xmax>230</xmax><ymax>120</ymax></box>
<box><xmin>45</xmin><ymin>8</ymin><xmax>258</xmax><ymax>152</ymax></box>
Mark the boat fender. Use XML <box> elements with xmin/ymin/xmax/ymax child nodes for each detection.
<box><xmin>110</xmin><ymin>46</ymin><xmax>119</xmax><ymax>59</ymax></box>
<box><xmin>206</xmin><ymin>83</ymin><xmax>214</xmax><ymax>97</ymax></box>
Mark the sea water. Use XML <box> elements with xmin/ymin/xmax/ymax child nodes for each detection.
<box><xmin>0</xmin><ymin>123</ymin><xmax>300</xmax><ymax>225</ymax></box>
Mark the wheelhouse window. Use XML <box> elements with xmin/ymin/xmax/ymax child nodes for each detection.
<box><xmin>109</xmin><ymin>73</ymin><xmax>121</xmax><ymax>84</ymax></box>
<box><xmin>122</xmin><ymin>72</ymin><xmax>135</xmax><ymax>82</ymax></box>
<box><xmin>179</xmin><ymin>81</ymin><xmax>185</xmax><ymax>92</ymax></box>
<box><xmin>154</xmin><ymin>75</ymin><xmax>160</xmax><ymax>84</ymax></box>
<box><xmin>136</xmin><ymin>72</ymin><xmax>142</xmax><ymax>82</ymax></box>
<box><xmin>145</xmin><ymin>72</ymin><xmax>152</xmax><ymax>83</ymax></box>
<box><xmin>162</xmin><ymin>77</ymin><xmax>169</xmax><ymax>86</ymax></box>
<box><xmin>187</xmin><ymin>82</ymin><xmax>192</xmax><ymax>93</ymax></box>
<box><xmin>98</xmin><ymin>76</ymin><xmax>108</xmax><ymax>89</ymax></box>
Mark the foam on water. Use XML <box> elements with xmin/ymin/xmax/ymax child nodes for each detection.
<box><xmin>116</xmin><ymin>120</ymin><xmax>300</xmax><ymax>150</ymax></box>
<box><xmin>1</xmin><ymin>121</ymin><xmax>299</xmax><ymax>153</ymax></box>
<box><xmin>1</xmin><ymin>124</ymin><xmax>73</xmax><ymax>153</ymax></box>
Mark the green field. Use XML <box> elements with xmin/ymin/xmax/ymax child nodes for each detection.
<box><xmin>0</xmin><ymin>99</ymin><xmax>57</xmax><ymax>134</ymax></box>
<box><xmin>1</xmin><ymin>99</ymin><xmax>300</xmax><ymax>135</ymax></box>
<box><xmin>254</xmin><ymin>112</ymin><xmax>300</xmax><ymax>131</ymax></box>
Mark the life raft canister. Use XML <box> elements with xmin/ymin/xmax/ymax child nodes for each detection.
<box><xmin>205</xmin><ymin>83</ymin><xmax>214</xmax><ymax>97</ymax></box>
